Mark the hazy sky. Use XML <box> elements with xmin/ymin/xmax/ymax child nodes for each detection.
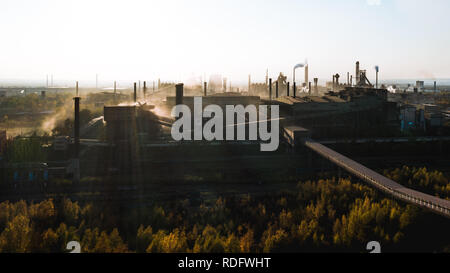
<box><xmin>1</xmin><ymin>0</ymin><xmax>450</xmax><ymax>86</ymax></box>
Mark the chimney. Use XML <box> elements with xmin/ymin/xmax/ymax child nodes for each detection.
<box><xmin>350</xmin><ymin>75</ymin><xmax>353</xmax><ymax>86</ymax></box>
<box><xmin>223</xmin><ymin>78</ymin><xmax>227</xmax><ymax>92</ymax></box>
<box><xmin>275</xmin><ymin>81</ymin><xmax>279</xmax><ymax>98</ymax></box>
<box><xmin>114</xmin><ymin>81</ymin><xmax>117</xmax><ymax>104</ymax></box>
<box><xmin>376</xmin><ymin>72</ymin><xmax>378</xmax><ymax>88</ymax></box>
<box><xmin>134</xmin><ymin>82</ymin><xmax>137</xmax><ymax>103</ymax></box>
<box><xmin>356</xmin><ymin>61</ymin><xmax>360</xmax><ymax>85</ymax></box>
<box><xmin>204</xmin><ymin>82</ymin><xmax>207</xmax><ymax>96</ymax></box>
<box><xmin>176</xmin><ymin>83</ymin><xmax>184</xmax><ymax>105</ymax></box>
<box><xmin>434</xmin><ymin>81</ymin><xmax>437</xmax><ymax>93</ymax></box>
<box><xmin>73</xmin><ymin>95</ymin><xmax>81</xmax><ymax>183</ymax></box>
<box><xmin>143</xmin><ymin>81</ymin><xmax>147</xmax><ymax>100</ymax></box>
<box><xmin>347</xmin><ymin>72</ymin><xmax>350</xmax><ymax>85</ymax></box>
<box><xmin>375</xmin><ymin>66</ymin><xmax>379</xmax><ymax>89</ymax></box>
<box><xmin>74</xmin><ymin>97</ymin><xmax>80</xmax><ymax>157</ymax></box>
<box><xmin>269</xmin><ymin>78</ymin><xmax>272</xmax><ymax>100</ymax></box>
<box><xmin>287</xmin><ymin>82</ymin><xmax>290</xmax><ymax>97</ymax></box>
<box><xmin>308</xmin><ymin>82</ymin><xmax>312</xmax><ymax>96</ymax></box>
<box><xmin>76</xmin><ymin>81</ymin><xmax>79</xmax><ymax>96</ymax></box>
<box><xmin>304</xmin><ymin>65</ymin><xmax>309</xmax><ymax>87</ymax></box>
<box><xmin>248</xmin><ymin>75</ymin><xmax>251</xmax><ymax>94</ymax></box>
<box><xmin>314</xmin><ymin>78</ymin><xmax>318</xmax><ymax>95</ymax></box>
<box><xmin>293</xmin><ymin>82</ymin><xmax>296</xmax><ymax>98</ymax></box>
<box><xmin>332</xmin><ymin>75</ymin><xmax>336</xmax><ymax>90</ymax></box>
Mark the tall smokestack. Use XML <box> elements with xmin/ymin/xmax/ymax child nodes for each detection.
<box><xmin>114</xmin><ymin>81</ymin><xmax>117</xmax><ymax>104</ymax></box>
<box><xmin>347</xmin><ymin>72</ymin><xmax>350</xmax><ymax>85</ymax></box>
<box><xmin>356</xmin><ymin>61</ymin><xmax>360</xmax><ymax>85</ymax></box>
<box><xmin>287</xmin><ymin>82</ymin><xmax>290</xmax><ymax>97</ymax></box>
<box><xmin>134</xmin><ymin>82</ymin><xmax>137</xmax><ymax>103</ymax></box>
<box><xmin>434</xmin><ymin>81</ymin><xmax>437</xmax><ymax>93</ymax></box>
<box><xmin>143</xmin><ymin>81</ymin><xmax>147</xmax><ymax>100</ymax></box>
<box><xmin>376</xmin><ymin>72</ymin><xmax>378</xmax><ymax>88</ymax></box>
<box><xmin>223</xmin><ymin>78</ymin><xmax>227</xmax><ymax>92</ymax></box>
<box><xmin>332</xmin><ymin>75</ymin><xmax>336</xmax><ymax>91</ymax></box>
<box><xmin>308</xmin><ymin>82</ymin><xmax>311</xmax><ymax>96</ymax></box>
<box><xmin>204</xmin><ymin>82</ymin><xmax>207</xmax><ymax>97</ymax></box>
<box><xmin>293</xmin><ymin>82</ymin><xmax>296</xmax><ymax>98</ymax></box>
<box><xmin>176</xmin><ymin>83</ymin><xmax>184</xmax><ymax>105</ymax></box>
<box><xmin>304</xmin><ymin>64</ymin><xmax>309</xmax><ymax>87</ymax></box>
<box><xmin>76</xmin><ymin>81</ymin><xmax>79</xmax><ymax>96</ymax></box>
<box><xmin>73</xmin><ymin>96</ymin><xmax>81</xmax><ymax>182</ymax></box>
<box><xmin>314</xmin><ymin>78</ymin><xmax>318</xmax><ymax>95</ymax></box>
<box><xmin>275</xmin><ymin>81</ymin><xmax>279</xmax><ymax>98</ymax></box>
<box><xmin>74</xmin><ymin>97</ymin><xmax>80</xmax><ymax>156</ymax></box>
<box><xmin>375</xmin><ymin>66</ymin><xmax>379</xmax><ymax>89</ymax></box>
<box><xmin>268</xmin><ymin>78</ymin><xmax>272</xmax><ymax>100</ymax></box>
<box><xmin>248</xmin><ymin>75</ymin><xmax>251</xmax><ymax>94</ymax></box>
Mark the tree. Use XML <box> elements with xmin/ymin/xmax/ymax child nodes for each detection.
<box><xmin>136</xmin><ymin>225</ymin><xmax>153</xmax><ymax>253</ymax></box>
<box><xmin>0</xmin><ymin>215</ymin><xmax>32</xmax><ymax>252</ymax></box>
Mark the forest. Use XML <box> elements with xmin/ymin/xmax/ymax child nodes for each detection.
<box><xmin>384</xmin><ymin>166</ymin><xmax>450</xmax><ymax>200</ymax></box>
<box><xmin>0</xmin><ymin>173</ymin><xmax>449</xmax><ymax>253</ymax></box>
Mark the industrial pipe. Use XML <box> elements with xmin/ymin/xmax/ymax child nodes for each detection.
<box><xmin>287</xmin><ymin>82</ymin><xmax>290</xmax><ymax>97</ymax></box>
<box><xmin>269</xmin><ymin>78</ymin><xmax>272</xmax><ymax>100</ymax></box>
<box><xmin>176</xmin><ymin>83</ymin><xmax>184</xmax><ymax>105</ymax></box>
<box><xmin>143</xmin><ymin>81</ymin><xmax>147</xmax><ymax>99</ymax></box>
<box><xmin>134</xmin><ymin>82</ymin><xmax>137</xmax><ymax>103</ymax></box>
<box><xmin>275</xmin><ymin>81</ymin><xmax>279</xmax><ymax>98</ymax></box>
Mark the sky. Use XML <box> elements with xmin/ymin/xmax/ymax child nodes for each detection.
<box><xmin>1</xmin><ymin>0</ymin><xmax>450</xmax><ymax>86</ymax></box>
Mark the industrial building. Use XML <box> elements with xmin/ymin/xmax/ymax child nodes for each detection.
<box><xmin>274</xmin><ymin>87</ymin><xmax>399</xmax><ymax>139</ymax></box>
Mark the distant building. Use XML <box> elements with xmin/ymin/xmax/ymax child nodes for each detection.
<box><xmin>416</xmin><ymin>81</ymin><xmax>425</xmax><ymax>92</ymax></box>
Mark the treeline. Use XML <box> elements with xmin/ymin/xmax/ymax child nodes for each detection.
<box><xmin>2</xmin><ymin>177</ymin><xmax>445</xmax><ymax>253</ymax></box>
<box><xmin>384</xmin><ymin>166</ymin><xmax>450</xmax><ymax>200</ymax></box>
<box><xmin>0</xmin><ymin>93</ymin><xmax>71</xmax><ymax>113</ymax></box>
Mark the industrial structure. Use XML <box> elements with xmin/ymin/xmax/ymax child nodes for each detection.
<box><xmin>1</xmin><ymin>59</ymin><xmax>449</xmax><ymax>220</ymax></box>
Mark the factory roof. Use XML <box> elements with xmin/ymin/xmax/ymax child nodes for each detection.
<box><xmin>306</xmin><ymin>96</ymin><xmax>329</xmax><ymax>103</ymax></box>
<box><xmin>322</xmin><ymin>96</ymin><xmax>346</xmax><ymax>103</ymax></box>
<box><xmin>274</xmin><ymin>95</ymin><xmax>346</xmax><ymax>105</ymax></box>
